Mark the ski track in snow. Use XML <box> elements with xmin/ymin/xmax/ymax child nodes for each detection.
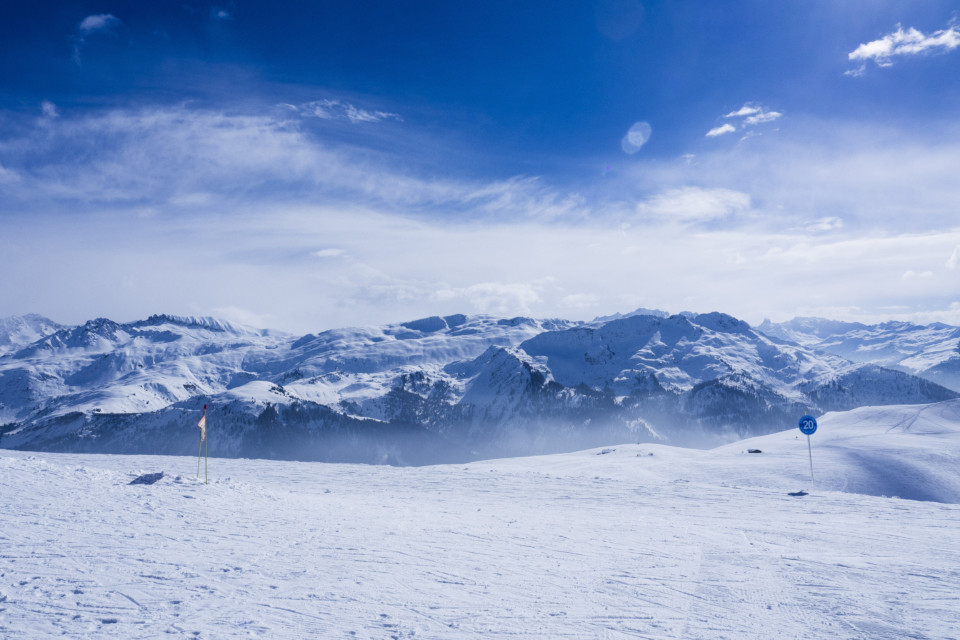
<box><xmin>2</xmin><ymin>439</ymin><xmax>960</xmax><ymax>640</ymax></box>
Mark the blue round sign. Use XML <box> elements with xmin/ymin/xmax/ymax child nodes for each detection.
<box><xmin>799</xmin><ymin>415</ymin><xmax>818</xmax><ymax>435</ymax></box>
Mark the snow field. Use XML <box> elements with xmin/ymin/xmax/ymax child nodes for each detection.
<box><xmin>3</xmin><ymin>400</ymin><xmax>960</xmax><ymax>640</ymax></box>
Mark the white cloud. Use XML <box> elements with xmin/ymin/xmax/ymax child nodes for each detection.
<box><xmin>295</xmin><ymin>99</ymin><xmax>401</xmax><ymax>124</ymax></box>
<box><xmin>433</xmin><ymin>282</ymin><xmax>543</xmax><ymax>315</ymax></box>
<box><xmin>168</xmin><ymin>192</ymin><xmax>214</xmax><ymax>207</ymax></box>
<box><xmin>803</xmin><ymin>217</ymin><xmax>844</xmax><ymax>232</ymax></box>
<box><xmin>621</xmin><ymin>121</ymin><xmax>652</xmax><ymax>154</ymax></box>
<box><xmin>0</xmin><ymin>107</ymin><xmax>407</xmax><ymax>207</ymax></box>
<box><xmin>344</xmin><ymin>104</ymin><xmax>395</xmax><ymax>123</ymax></box>
<box><xmin>0</xmin><ymin>164</ymin><xmax>21</xmax><ymax>184</ymax></box>
<box><xmin>744</xmin><ymin>110</ymin><xmax>781</xmax><ymax>126</ymax></box>
<box><xmin>560</xmin><ymin>293</ymin><xmax>600</xmax><ymax>309</ymax></box>
<box><xmin>0</xmin><ymin>105</ymin><xmax>596</xmax><ymax>229</ymax></box>
<box><xmin>4</xmin><ymin>197</ymin><xmax>960</xmax><ymax>333</ymax></box>
<box><xmin>637</xmin><ymin>187</ymin><xmax>751</xmax><ymax>224</ymax></box>
<box><xmin>706</xmin><ymin>123</ymin><xmax>736</xmax><ymax>138</ymax></box>
<box><xmin>73</xmin><ymin>14</ymin><xmax>122</xmax><ymax>64</ymax></box>
<box><xmin>40</xmin><ymin>101</ymin><xmax>59</xmax><ymax>118</ymax></box>
<box><xmin>848</xmin><ymin>23</ymin><xmax>960</xmax><ymax>70</ymax></box>
<box><xmin>78</xmin><ymin>14</ymin><xmax>121</xmax><ymax>34</ymax></box>
<box><xmin>844</xmin><ymin>65</ymin><xmax>867</xmax><ymax>78</ymax></box>
<box><xmin>211</xmin><ymin>7</ymin><xmax>233</xmax><ymax>21</ymax></box>
<box><xmin>709</xmin><ymin>103</ymin><xmax>782</xmax><ymax>139</ymax></box>
<box><xmin>312</xmin><ymin>248</ymin><xmax>345</xmax><ymax>258</ymax></box>
<box><xmin>724</xmin><ymin>105</ymin><xmax>762</xmax><ymax>118</ymax></box>
<box><xmin>460</xmin><ymin>176</ymin><xmax>587</xmax><ymax>221</ymax></box>
<box><xmin>947</xmin><ymin>246</ymin><xmax>960</xmax><ymax>269</ymax></box>
<box><xmin>637</xmin><ymin>117</ymin><xmax>960</xmax><ymax>236</ymax></box>
<box><xmin>3</xmin><ymin>103</ymin><xmax>960</xmax><ymax>332</ymax></box>
<box><xmin>209</xmin><ymin>306</ymin><xmax>274</xmax><ymax>330</ymax></box>
<box><xmin>724</xmin><ymin>250</ymin><xmax>747</xmax><ymax>265</ymax></box>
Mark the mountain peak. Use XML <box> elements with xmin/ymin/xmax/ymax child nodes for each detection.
<box><xmin>692</xmin><ymin>312</ymin><xmax>752</xmax><ymax>334</ymax></box>
<box><xmin>592</xmin><ymin>308</ymin><xmax>669</xmax><ymax>323</ymax></box>
<box><xmin>0</xmin><ymin>314</ymin><xmax>64</xmax><ymax>352</ymax></box>
<box><xmin>131</xmin><ymin>314</ymin><xmax>251</xmax><ymax>334</ymax></box>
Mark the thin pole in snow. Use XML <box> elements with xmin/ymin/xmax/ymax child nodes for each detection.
<box><xmin>798</xmin><ymin>415</ymin><xmax>818</xmax><ymax>492</ymax></box>
<box><xmin>197</xmin><ymin>404</ymin><xmax>208</xmax><ymax>483</ymax></box>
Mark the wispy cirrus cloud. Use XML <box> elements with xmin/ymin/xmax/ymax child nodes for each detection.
<box><xmin>636</xmin><ymin>187</ymin><xmax>751</xmax><ymax>224</ymax></box>
<box><xmin>78</xmin><ymin>13</ymin><xmax>121</xmax><ymax>34</ymax></box>
<box><xmin>847</xmin><ymin>22</ymin><xmax>960</xmax><ymax>76</ymax></box>
<box><xmin>211</xmin><ymin>7</ymin><xmax>233</xmax><ymax>21</ymax></box>
<box><xmin>312</xmin><ymin>248</ymin><xmax>346</xmax><ymax>258</ymax></box>
<box><xmin>40</xmin><ymin>101</ymin><xmax>59</xmax><ymax>119</ymax></box>
<box><xmin>73</xmin><ymin>13</ymin><xmax>122</xmax><ymax>64</ymax></box>
<box><xmin>947</xmin><ymin>246</ymin><xmax>960</xmax><ymax>270</ymax></box>
<box><xmin>800</xmin><ymin>217</ymin><xmax>844</xmax><ymax>233</ymax></box>
<box><xmin>743</xmin><ymin>110</ymin><xmax>781</xmax><ymax>126</ymax></box>
<box><xmin>3</xmin><ymin>102</ymin><xmax>960</xmax><ymax>331</ymax></box>
<box><xmin>0</xmin><ymin>104</ymin><xmax>584</xmax><ymax>224</ymax></box>
<box><xmin>434</xmin><ymin>282</ymin><xmax>544</xmax><ymax>315</ymax></box>
<box><xmin>283</xmin><ymin>99</ymin><xmax>402</xmax><ymax>124</ymax></box>
<box><xmin>0</xmin><ymin>164</ymin><xmax>20</xmax><ymax>184</ymax></box>
<box><xmin>8</xmin><ymin>198</ymin><xmax>957</xmax><ymax>332</ymax></box>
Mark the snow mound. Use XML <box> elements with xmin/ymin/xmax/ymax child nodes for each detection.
<box><xmin>476</xmin><ymin>399</ymin><xmax>960</xmax><ymax>504</ymax></box>
<box><xmin>706</xmin><ymin>399</ymin><xmax>960</xmax><ymax>503</ymax></box>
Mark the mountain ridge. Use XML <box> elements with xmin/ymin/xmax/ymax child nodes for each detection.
<box><xmin>2</xmin><ymin>310</ymin><xmax>957</xmax><ymax>463</ymax></box>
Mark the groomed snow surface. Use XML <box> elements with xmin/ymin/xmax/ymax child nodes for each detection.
<box><xmin>3</xmin><ymin>401</ymin><xmax>960</xmax><ymax>639</ymax></box>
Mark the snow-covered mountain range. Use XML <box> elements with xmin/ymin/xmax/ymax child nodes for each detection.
<box><xmin>758</xmin><ymin>317</ymin><xmax>960</xmax><ymax>392</ymax></box>
<box><xmin>1</xmin><ymin>310</ymin><xmax>957</xmax><ymax>463</ymax></box>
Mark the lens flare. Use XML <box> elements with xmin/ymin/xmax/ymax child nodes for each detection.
<box><xmin>621</xmin><ymin>121</ymin><xmax>652</xmax><ymax>154</ymax></box>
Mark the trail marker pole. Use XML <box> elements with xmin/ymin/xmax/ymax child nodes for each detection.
<box><xmin>197</xmin><ymin>404</ymin><xmax>208</xmax><ymax>484</ymax></box>
<box><xmin>799</xmin><ymin>415</ymin><xmax>818</xmax><ymax>489</ymax></box>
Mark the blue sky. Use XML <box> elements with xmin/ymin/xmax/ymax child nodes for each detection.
<box><xmin>1</xmin><ymin>1</ymin><xmax>959</xmax><ymax>333</ymax></box>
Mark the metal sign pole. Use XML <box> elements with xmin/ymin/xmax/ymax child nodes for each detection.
<box><xmin>798</xmin><ymin>415</ymin><xmax>818</xmax><ymax>492</ymax></box>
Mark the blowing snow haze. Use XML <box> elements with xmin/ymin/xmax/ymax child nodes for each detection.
<box><xmin>1</xmin><ymin>2</ymin><xmax>960</xmax><ymax>332</ymax></box>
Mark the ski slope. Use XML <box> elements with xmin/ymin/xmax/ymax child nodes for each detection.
<box><xmin>2</xmin><ymin>401</ymin><xmax>959</xmax><ymax>639</ymax></box>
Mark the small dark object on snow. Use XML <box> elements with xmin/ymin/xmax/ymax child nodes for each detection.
<box><xmin>747</xmin><ymin>449</ymin><xmax>762</xmax><ymax>454</ymax></box>
<box><xmin>788</xmin><ymin>490</ymin><xmax>808</xmax><ymax>497</ymax></box>
<box><xmin>129</xmin><ymin>472</ymin><xmax>164</xmax><ymax>485</ymax></box>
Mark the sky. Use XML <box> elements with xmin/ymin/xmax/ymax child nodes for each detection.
<box><xmin>1</xmin><ymin>1</ymin><xmax>959</xmax><ymax>334</ymax></box>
